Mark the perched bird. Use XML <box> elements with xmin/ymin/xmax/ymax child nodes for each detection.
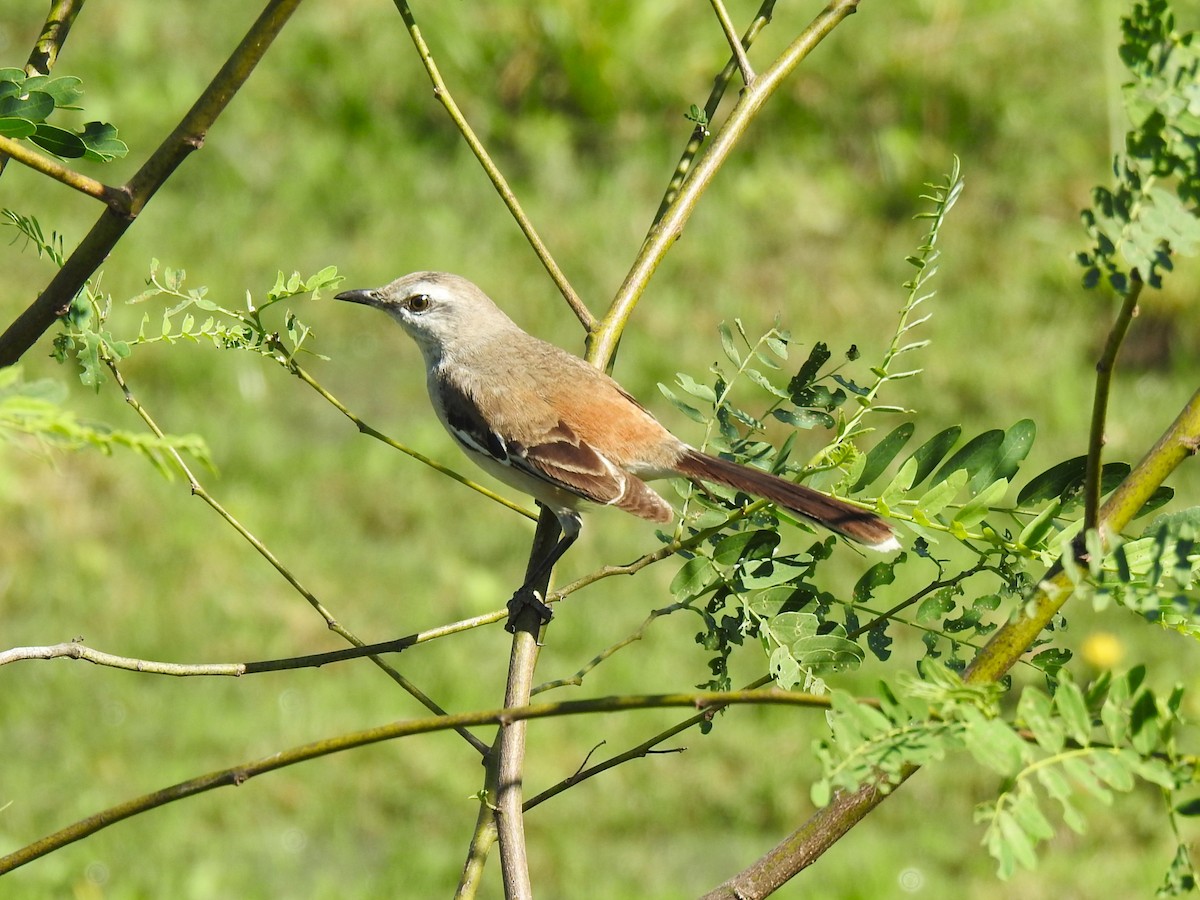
<box><xmin>337</xmin><ymin>272</ymin><xmax>898</xmax><ymax>625</ymax></box>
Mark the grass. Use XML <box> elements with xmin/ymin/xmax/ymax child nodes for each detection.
<box><xmin>1</xmin><ymin>0</ymin><xmax>1198</xmax><ymax>896</ymax></box>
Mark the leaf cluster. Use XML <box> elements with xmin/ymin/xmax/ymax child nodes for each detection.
<box><xmin>1078</xmin><ymin>1</ymin><xmax>1200</xmax><ymax>291</ymax></box>
<box><xmin>0</xmin><ymin>366</ymin><xmax>209</xmax><ymax>475</ymax></box>
<box><xmin>0</xmin><ymin>67</ymin><xmax>127</xmax><ymax>162</ymax></box>
<box><xmin>813</xmin><ymin>661</ymin><xmax>1195</xmax><ymax>885</ymax></box>
<box><xmin>47</xmin><ymin>257</ymin><xmax>340</xmax><ymax>389</ymax></box>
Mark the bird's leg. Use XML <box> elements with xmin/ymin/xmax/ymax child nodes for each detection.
<box><xmin>505</xmin><ymin>509</ymin><xmax>580</xmax><ymax>633</ymax></box>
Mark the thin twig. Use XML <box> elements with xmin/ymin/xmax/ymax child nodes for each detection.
<box><xmin>389</xmin><ymin>1</ymin><xmax>593</xmax><ymax>331</ymax></box>
<box><xmin>0</xmin><ymin>641</ymin><xmax>245</xmax><ymax>675</ymax></box>
<box><xmin>654</xmin><ymin>0</ymin><xmax>777</xmax><ymax>224</ymax></box>
<box><xmin>1084</xmin><ymin>273</ymin><xmax>1143</xmax><ymax>529</ymax></box>
<box><xmin>290</xmin><ymin>361</ymin><xmax>538</xmax><ymax>521</ymax></box>
<box><xmin>710</xmin><ymin>0</ymin><xmax>756</xmax><ymax>86</ymax></box>
<box><xmin>106</xmin><ymin>359</ymin><xmax>490</xmax><ymax>756</ymax></box>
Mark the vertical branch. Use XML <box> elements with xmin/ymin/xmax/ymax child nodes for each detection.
<box><xmin>494</xmin><ymin>509</ymin><xmax>559</xmax><ymax>899</ymax></box>
<box><xmin>1084</xmin><ymin>274</ymin><xmax>1143</xmax><ymax>529</ymax></box>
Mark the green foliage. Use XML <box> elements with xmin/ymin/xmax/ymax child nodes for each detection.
<box><xmin>0</xmin><ymin>366</ymin><xmax>210</xmax><ymax>475</ymax></box>
<box><xmin>813</xmin><ymin>662</ymin><xmax>1194</xmax><ymax>886</ymax></box>
<box><xmin>1078</xmin><ymin>510</ymin><xmax>1200</xmax><ymax>637</ymax></box>
<box><xmin>1077</xmin><ymin>1</ymin><xmax>1200</xmax><ymax>292</ymax></box>
<box><xmin>49</xmin><ymin>258</ymin><xmax>340</xmax><ymax>388</ymax></box>
<box><xmin>0</xmin><ymin>67</ymin><xmax>127</xmax><ymax>161</ymax></box>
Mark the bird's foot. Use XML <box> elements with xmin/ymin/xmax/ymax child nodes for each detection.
<box><xmin>505</xmin><ymin>587</ymin><xmax>553</xmax><ymax>633</ymax></box>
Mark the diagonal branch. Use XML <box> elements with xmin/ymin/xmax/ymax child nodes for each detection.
<box><xmin>710</xmin><ymin>0</ymin><xmax>756</xmax><ymax>86</ymax></box>
<box><xmin>25</xmin><ymin>0</ymin><xmax>86</xmax><ymax>76</ymax></box>
<box><xmin>0</xmin><ymin>133</ymin><xmax>122</xmax><ymax>205</ymax></box>
<box><xmin>590</xmin><ymin>0</ymin><xmax>861</xmax><ymax>368</ymax></box>
<box><xmin>0</xmin><ymin>0</ymin><xmax>306</xmax><ymax>368</ymax></box>
<box><xmin>389</xmin><ymin>1</ymin><xmax>592</xmax><ymax>331</ymax></box>
<box><xmin>0</xmin><ymin>688</ymin><xmax>831</xmax><ymax>876</ymax></box>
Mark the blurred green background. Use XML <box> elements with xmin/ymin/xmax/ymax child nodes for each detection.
<box><xmin>2</xmin><ymin>1</ymin><xmax>1198</xmax><ymax>897</ymax></box>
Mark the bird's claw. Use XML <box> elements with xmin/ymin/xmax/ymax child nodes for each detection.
<box><xmin>505</xmin><ymin>588</ymin><xmax>553</xmax><ymax>633</ymax></box>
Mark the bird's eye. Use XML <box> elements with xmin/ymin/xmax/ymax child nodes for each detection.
<box><xmin>407</xmin><ymin>293</ymin><xmax>431</xmax><ymax>312</ymax></box>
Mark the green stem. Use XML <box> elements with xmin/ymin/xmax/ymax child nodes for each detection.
<box><xmin>1084</xmin><ymin>274</ymin><xmax>1143</xmax><ymax>529</ymax></box>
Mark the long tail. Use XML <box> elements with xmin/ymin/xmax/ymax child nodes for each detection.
<box><xmin>674</xmin><ymin>448</ymin><xmax>899</xmax><ymax>552</ymax></box>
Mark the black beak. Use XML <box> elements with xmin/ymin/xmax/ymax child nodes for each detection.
<box><xmin>335</xmin><ymin>289</ymin><xmax>379</xmax><ymax>307</ymax></box>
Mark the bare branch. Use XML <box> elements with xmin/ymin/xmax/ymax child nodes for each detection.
<box><xmin>389</xmin><ymin>1</ymin><xmax>593</xmax><ymax>332</ymax></box>
<box><xmin>590</xmin><ymin>0</ymin><xmax>862</xmax><ymax>368</ymax></box>
<box><xmin>710</xmin><ymin>0</ymin><xmax>756</xmax><ymax>86</ymax></box>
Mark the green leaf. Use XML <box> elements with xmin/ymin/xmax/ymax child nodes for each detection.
<box><xmin>0</xmin><ymin>90</ymin><xmax>54</xmax><ymax>121</ymax></box>
<box><xmin>953</xmin><ymin>478</ymin><xmax>1009</xmax><ymax>529</ymax></box>
<box><xmin>852</xmin><ymin>422</ymin><xmax>915</xmax><ymax>490</ymax></box>
<box><xmin>657</xmin><ymin>384</ymin><xmax>706</xmax><ymax>424</ymax></box>
<box><xmin>786</xmin><ymin>342</ymin><xmax>831</xmax><ymax>400</ymax></box>
<box><xmin>962</xmin><ymin>712</ymin><xmax>1028</xmax><ymax>775</ymax></box>
<box><xmin>1062</xmin><ymin>756</ymin><xmax>1112</xmax><ymax>804</ymax></box>
<box><xmin>37</xmin><ymin>75</ymin><xmax>84</xmax><ymax>107</ymax></box>
<box><xmin>712</xmin><ymin>528</ymin><xmax>779</xmax><ymax>565</ymax></box>
<box><xmin>1089</xmin><ymin>750</ymin><xmax>1135</xmax><ymax>792</ymax></box>
<box><xmin>79</xmin><ymin>120</ymin><xmax>129</xmax><ymax>162</ymax></box>
<box><xmin>670</xmin><ymin>555</ymin><xmax>715</xmax><ymax>598</ymax></box>
<box><xmin>902</xmin><ymin>426</ymin><xmax>961</xmax><ymax>488</ymax></box>
<box><xmin>1018</xmin><ymin>688</ymin><xmax>1064</xmax><ymax>753</ymax></box>
<box><xmin>29</xmin><ymin>123</ymin><xmax>87</xmax><ymax>158</ymax></box>
<box><xmin>997</xmin><ymin>808</ymin><xmax>1038</xmax><ymax>874</ymax></box>
<box><xmin>717</xmin><ymin>322</ymin><xmax>740</xmax><ymax>365</ymax></box>
<box><xmin>1018</xmin><ymin>498</ymin><xmax>1063</xmax><ymax>547</ymax></box>
<box><xmin>674</xmin><ymin>372</ymin><xmax>717</xmax><ymax>403</ymax></box>
<box><xmin>1054</xmin><ymin>679</ymin><xmax>1092</xmax><ymax>746</ymax></box>
<box><xmin>771</xmin><ymin>407</ymin><xmax>834</xmax><ymax>430</ymax></box>
<box><xmin>1018</xmin><ymin>456</ymin><xmax>1087</xmax><ymax>506</ymax></box>
<box><xmin>931</xmin><ymin>429</ymin><xmax>1004</xmax><ymax>491</ymax></box>
<box><xmin>915</xmin><ymin>467</ymin><xmax>967</xmax><ymax>517</ymax></box>
<box><xmin>0</xmin><ymin>116</ymin><xmax>36</xmax><ymax>139</ymax></box>
<box><xmin>917</xmin><ymin>591</ymin><xmax>955</xmax><ymax>622</ymax></box>
<box><xmin>1010</xmin><ymin>786</ymin><xmax>1056</xmax><ymax>844</ymax></box>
